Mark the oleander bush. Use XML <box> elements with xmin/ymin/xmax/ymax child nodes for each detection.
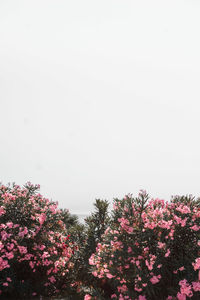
<box><xmin>89</xmin><ymin>191</ymin><xmax>200</xmax><ymax>300</ymax></box>
<box><xmin>1</xmin><ymin>183</ymin><xmax>200</xmax><ymax>300</ymax></box>
<box><xmin>0</xmin><ymin>182</ymin><xmax>77</xmax><ymax>299</ymax></box>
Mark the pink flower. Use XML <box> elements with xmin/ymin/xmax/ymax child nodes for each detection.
<box><xmin>6</xmin><ymin>252</ymin><xmax>14</xmax><ymax>260</ymax></box>
<box><xmin>165</xmin><ymin>249</ymin><xmax>170</xmax><ymax>257</ymax></box>
<box><xmin>157</xmin><ymin>242</ymin><xmax>165</xmax><ymax>249</ymax></box>
<box><xmin>145</xmin><ymin>259</ymin><xmax>153</xmax><ymax>270</ymax></box>
<box><xmin>48</xmin><ymin>276</ymin><xmax>56</xmax><ymax>283</ymax></box>
<box><xmin>89</xmin><ymin>254</ymin><xmax>95</xmax><ymax>265</ymax></box>
<box><xmin>1</xmin><ymin>231</ymin><xmax>10</xmax><ymax>241</ymax></box>
<box><xmin>0</xmin><ymin>207</ymin><xmax>5</xmax><ymax>216</ymax></box>
<box><xmin>7</xmin><ymin>243</ymin><xmax>14</xmax><ymax>251</ymax></box>
<box><xmin>190</xmin><ymin>225</ymin><xmax>199</xmax><ymax>231</ymax></box>
<box><xmin>150</xmin><ymin>275</ymin><xmax>160</xmax><ymax>284</ymax></box>
<box><xmin>84</xmin><ymin>295</ymin><xmax>92</xmax><ymax>300</ymax></box>
<box><xmin>142</xmin><ymin>283</ymin><xmax>147</xmax><ymax>287</ymax></box>
<box><xmin>106</xmin><ymin>273</ymin><xmax>114</xmax><ymax>278</ymax></box>
<box><xmin>157</xmin><ymin>264</ymin><xmax>162</xmax><ymax>268</ymax></box>
<box><xmin>179</xmin><ymin>280</ymin><xmax>193</xmax><ymax>297</ymax></box>
<box><xmin>177</xmin><ymin>292</ymin><xmax>186</xmax><ymax>300</ymax></box>
<box><xmin>29</xmin><ymin>261</ymin><xmax>35</xmax><ymax>269</ymax></box>
<box><xmin>192</xmin><ymin>281</ymin><xmax>200</xmax><ymax>292</ymax></box>
<box><xmin>6</xmin><ymin>222</ymin><xmax>13</xmax><ymax>228</ymax></box>
<box><xmin>127</xmin><ymin>226</ymin><xmax>133</xmax><ymax>233</ymax></box>
<box><xmin>3</xmin><ymin>282</ymin><xmax>8</xmax><ymax>286</ymax></box>
<box><xmin>193</xmin><ymin>258</ymin><xmax>200</xmax><ymax>270</ymax></box>
<box><xmin>38</xmin><ymin>213</ymin><xmax>46</xmax><ymax>225</ymax></box>
<box><xmin>135</xmin><ymin>285</ymin><xmax>142</xmax><ymax>292</ymax></box>
<box><xmin>18</xmin><ymin>246</ymin><xmax>27</xmax><ymax>254</ymax></box>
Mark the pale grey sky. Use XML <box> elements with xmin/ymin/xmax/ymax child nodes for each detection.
<box><xmin>0</xmin><ymin>0</ymin><xmax>200</xmax><ymax>214</ymax></box>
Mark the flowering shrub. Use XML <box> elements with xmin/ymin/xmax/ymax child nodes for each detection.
<box><xmin>69</xmin><ymin>199</ymin><xmax>112</xmax><ymax>299</ymax></box>
<box><xmin>89</xmin><ymin>191</ymin><xmax>200</xmax><ymax>299</ymax></box>
<box><xmin>0</xmin><ymin>182</ymin><xmax>76</xmax><ymax>299</ymax></box>
<box><xmin>1</xmin><ymin>183</ymin><xmax>200</xmax><ymax>300</ymax></box>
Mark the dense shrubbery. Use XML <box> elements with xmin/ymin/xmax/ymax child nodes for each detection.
<box><xmin>73</xmin><ymin>199</ymin><xmax>112</xmax><ymax>299</ymax></box>
<box><xmin>89</xmin><ymin>191</ymin><xmax>200</xmax><ymax>300</ymax></box>
<box><xmin>0</xmin><ymin>183</ymin><xmax>200</xmax><ymax>300</ymax></box>
<box><xmin>0</xmin><ymin>182</ymin><xmax>77</xmax><ymax>299</ymax></box>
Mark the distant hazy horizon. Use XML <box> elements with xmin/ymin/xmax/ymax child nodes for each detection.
<box><xmin>1</xmin><ymin>0</ymin><xmax>200</xmax><ymax>214</ymax></box>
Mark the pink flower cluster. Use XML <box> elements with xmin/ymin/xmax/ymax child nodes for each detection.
<box><xmin>89</xmin><ymin>191</ymin><xmax>200</xmax><ymax>299</ymax></box>
<box><xmin>0</xmin><ymin>183</ymin><xmax>75</xmax><ymax>298</ymax></box>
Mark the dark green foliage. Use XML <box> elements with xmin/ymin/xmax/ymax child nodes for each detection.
<box><xmin>68</xmin><ymin>199</ymin><xmax>112</xmax><ymax>299</ymax></box>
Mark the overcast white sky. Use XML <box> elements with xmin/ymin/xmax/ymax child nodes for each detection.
<box><xmin>0</xmin><ymin>0</ymin><xmax>200</xmax><ymax>214</ymax></box>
